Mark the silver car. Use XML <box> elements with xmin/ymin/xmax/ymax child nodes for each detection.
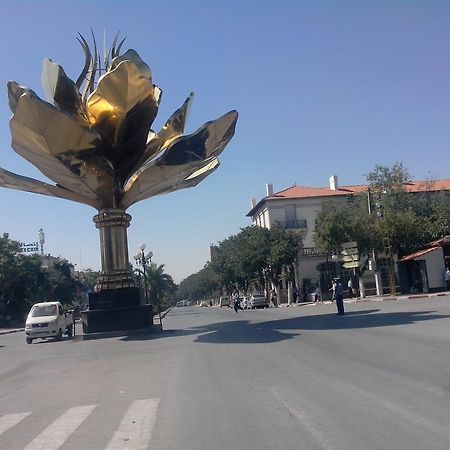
<box><xmin>249</xmin><ymin>294</ymin><xmax>270</xmax><ymax>309</ymax></box>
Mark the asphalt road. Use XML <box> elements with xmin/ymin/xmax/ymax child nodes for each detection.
<box><xmin>1</xmin><ymin>296</ymin><xmax>450</xmax><ymax>450</ymax></box>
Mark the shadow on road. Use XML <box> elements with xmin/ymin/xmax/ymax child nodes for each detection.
<box><xmin>121</xmin><ymin>308</ymin><xmax>450</xmax><ymax>344</ymax></box>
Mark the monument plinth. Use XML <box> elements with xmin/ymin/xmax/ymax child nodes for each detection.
<box><xmin>0</xmin><ymin>33</ymin><xmax>238</xmax><ymax>333</ymax></box>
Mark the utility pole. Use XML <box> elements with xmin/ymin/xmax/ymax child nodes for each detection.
<box><xmin>38</xmin><ymin>228</ymin><xmax>45</xmax><ymax>255</ymax></box>
<box><xmin>367</xmin><ymin>189</ymin><xmax>383</xmax><ymax>296</ymax></box>
<box><xmin>383</xmin><ymin>237</ymin><xmax>397</xmax><ymax>296</ymax></box>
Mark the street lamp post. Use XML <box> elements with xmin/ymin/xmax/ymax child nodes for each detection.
<box><xmin>133</xmin><ymin>244</ymin><xmax>153</xmax><ymax>305</ymax></box>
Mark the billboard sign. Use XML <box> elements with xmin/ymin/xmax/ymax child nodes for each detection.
<box><xmin>19</xmin><ymin>242</ymin><xmax>39</xmax><ymax>253</ymax></box>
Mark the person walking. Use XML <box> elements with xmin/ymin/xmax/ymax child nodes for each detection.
<box><xmin>270</xmin><ymin>289</ymin><xmax>278</xmax><ymax>308</ymax></box>
<box><xmin>314</xmin><ymin>285</ymin><xmax>321</xmax><ymax>302</ymax></box>
<box><xmin>329</xmin><ymin>279</ymin><xmax>337</xmax><ymax>302</ymax></box>
<box><xmin>292</xmin><ymin>286</ymin><xmax>298</xmax><ymax>303</ymax></box>
<box><xmin>233</xmin><ymin>296</ymin><xmax>242</xmax><ymax>313</ymax></box>
<box><xmin>335</xmin><ymin>279</ymin><xmax>345</xmax><ymax>315</ymax></box>
<box><xmin>348</xmin><ymin>278</ymin><xmax>353</xmax><ymax>299</ymax></box>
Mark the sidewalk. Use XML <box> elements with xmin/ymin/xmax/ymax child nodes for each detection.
<box><xmin>0</xmin><ymin>327</ymin><xmax>24</xmax><ymax>335</ymax></box>
<box><xmin>285</xmin><ymin>290</ymin><xmax>450</xmax><ymax>307</ymax></box>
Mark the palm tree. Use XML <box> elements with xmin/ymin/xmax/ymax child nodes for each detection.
<box><xmin>145</xmin><ymin>263</ymin><xmax>177</xmax><ymax>313</ymax></box>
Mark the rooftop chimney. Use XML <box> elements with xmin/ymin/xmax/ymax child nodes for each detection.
<box><xmin>250</xmin><ymin>198</ymin><xmax>257</xmax><ymax>208</ymax></box>
<box><xmin>329</xmin><ymin>175</ymin><xmax>338</xmax><ymax>191</ymax></box>
<box><xmin>266</xmin><ymin>183</ymin><xmax>274</xmax><ymax>197</ymax></box>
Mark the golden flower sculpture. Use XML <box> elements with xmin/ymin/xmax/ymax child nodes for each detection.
<box><xmin>0</xmin><ymin>35</ymin><xmax>238</xmax><ymax>296</ymax></box>
<box><xmin>1</xmin><ymin>34</ymin><xmax>238</xmax><ymax>211</ymax></box>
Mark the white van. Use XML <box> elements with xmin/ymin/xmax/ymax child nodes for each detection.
<box><xmin>25</xmin><ymin>302</ymin><xmax>74</xmax><ymax>344</ymax></box>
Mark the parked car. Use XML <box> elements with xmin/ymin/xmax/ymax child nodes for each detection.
<box><xmin>249</xmin><ymin>294</ymin><xmax>270</xmax><ymax>309</ymax></box>
<box><xmin>241</xmin><ymin>297</ymin><xmax>251</xmax><ymax>309</ymax></box>
<box><xmin>219</xmin><ymin>296</ymin><xmax>231</xmax><ymax>307</ymax></box>
<box><xmin>25</xmin><ymin>302</ymin><xmax>74</xmax><ymax>344</ymax></box>
<box><xmin>176</xmin><ymin>300</ymin><xmax>188</xmax><ymax>307</ymax></box>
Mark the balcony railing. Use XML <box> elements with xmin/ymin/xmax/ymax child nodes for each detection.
<box><xmin>276</xmin><ymin>219</ymin><xmax>307</xmax><ymax>229</ymax></box>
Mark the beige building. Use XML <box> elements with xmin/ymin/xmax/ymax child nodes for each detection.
<box><xmin>247</xmin><ymin>176</ymin><xmax>450</xmax><ymax>300</ymax></box>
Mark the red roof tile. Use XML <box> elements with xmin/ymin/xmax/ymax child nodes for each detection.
<box><xmin>247</xmin><ymin>179</ymin><xmax>450</xmax><ymax>216</ymax></box>
<box><xmin>399</xmin><ymin>247</ymin><xmax>441</xmax><ymax>262</ymax></box>
<box><xmin>270</xmin><ymin>179</ymin><xmax>450</xmax><ymax>200</ymax></box>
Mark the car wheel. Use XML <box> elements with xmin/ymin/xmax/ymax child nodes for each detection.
<box><xmin>66</xmin><ymin>325</ymin><xmax>73</xmax><ymax>338</ymax></box>
<box><xmin>26</xmin><ymin>338</ymin><xmax>33</xmax><ymax>344</ymax></box>
<box><xmin>57</xmin><ymin>329</ymin><xmax>63</xmax><ymax>341</ymax></box>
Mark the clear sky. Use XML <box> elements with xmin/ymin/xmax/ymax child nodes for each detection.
<box><xmin>1</xmin><ymin>1</ymin><xmax>449</xmax><ymax>282</ymax></box>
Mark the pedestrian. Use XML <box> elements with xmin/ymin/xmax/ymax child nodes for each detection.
<box><xmin>445</xmin><ymin>267</ymin><xmax>450</xmax><ymax>290</ymax></box>
<box><xmin>315</xmin><ymin>285</ymin><xmax>321</xmax><ymax>302</ymax></box>
<box><xmin>335</xmin><ymin>279</ymin><xmax>345</xmax><ymax>315</ymax></box>
<box><xmin>329</xmin><ymin>280</ymin><xmax>337</xmax><ymax>302</ymax></box>
<box><xmin>270</xmin><ymin>289</ymin><xmax>278</xmax><ymax>308</ymax></box>
<box><xmin>348</xmin><ymin>278</ymin><xmax>353</xmax><ymax>299</ymax></box>
<box><xmin>302</xmin><ymin>286</ymin><xmax>308</xmax><ymax>302</ymax></box>
<box><xmin>233</xmin><ymin>296</ymin><xmax>242</xmax><ymax>313</ymax></box>
<box><xmin>293</xmin><ymin>286</ymin><xmax>298</xmax><ymax>303</ymax></box>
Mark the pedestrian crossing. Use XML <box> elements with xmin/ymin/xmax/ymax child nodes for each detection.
<box><xmin>0</xmin><ymin>398</ymin><xmax>160</xmax><ymax>450</ymax></box>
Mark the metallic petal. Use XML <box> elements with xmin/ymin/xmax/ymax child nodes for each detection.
<box><xmin>153</xmin><ymin>85</ymin><xmax>162</xmax><ymax>105</ymax></box>
<box><xmin>125</xmin><ymin>93</ymin><xmax>194</xmax><ymax>188</ymax></box>
<box><xmin>41</xmin><ymin>58</ymin><xmax>82</xmax><ymax>116</ymax></box>
<box><xmin>86</xmin><ymin>59</ymin><xmax>158</xmax><ymax>179</ymax></box>
<box><xmin>123</xmin><ymin>110</ymin><xmax>237</xmax><ymax>196</ymax></box>
<box><xmin>7</xmin><ymin>81</ymin><xmax>35</xmax><ymax>113</ymax></box>
<box><xmin>155</xmin><ymin>110</ymin><xmax>238</xmax><ymax>166</ymax></box>
<box><xmin>121</xmin><ymin>157</ymin><xmax>219</xmax><ymax>208</ymax></box>
<box><xmin>159</xmin><ymin>92</ymin><xmax>193</xmax><ymax>147</ymax></box>
<box><xmin>183</xmin><ymin>158</ymin><xmax>220</xmax><ymax>182</ymax></box>
<box><xmin>10</xmin><ymin>92</ymin><xmax>114</xmax><ymax>206</ymax></box>
<box><xmin>75</xmin><ymin>33</ymin><xmax>92</xmax><ymax>89</ymax></box>
<box><xmin>86</xmin><ymin>60</ymin><xmax>156</xmax><ymax>130</ymax></box>
<box><xmin>110</xmin><ymin>49</ymin><xmax>151</xmax><ymax>78</ymax></box>
<box><xmin>0</xmin><ymin>167</ymin><xmax>99</xmax><ymax>208</ymax></box>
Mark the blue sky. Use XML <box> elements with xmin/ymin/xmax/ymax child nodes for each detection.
<box><xmin>1</xmin><ymin>1</ymin><xmax>449</xmax><ymax>282</ymax></box>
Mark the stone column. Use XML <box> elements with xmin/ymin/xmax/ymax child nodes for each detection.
<box><xmin>93</xmin><ymin>209</ymin><xmax>135</xmax><ymax>291</ymax></box>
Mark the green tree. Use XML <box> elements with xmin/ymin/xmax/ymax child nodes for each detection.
<box><xmin>0</xmin><ymin>233</ymin><xmax>47</xmax><ymax>319</ymax></box>
<box><xmin>44</xmin><ymin>259</ymin><xmax>79</xmax><ymax>306</ymax></box>
<box><xmin>315</xmin><ymin>163</ymin><xmax>450</xmax><ymax>260</ymax></box>
<box><xmin>176</xmin><ymin>265</ymin><xmax>221</xmax><ymax>304</ymax></box>
<box><xmin>146</xmin><ymin>263</ymin><xmax>176</xmax><ymax>311</ymax></box>
<box><xmin>210</xmin><ymin>225</ymin><xmax>301</xmax><ymax>294</ymax></box>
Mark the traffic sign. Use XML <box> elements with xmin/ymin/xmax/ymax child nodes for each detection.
<box><xmin>342</xmin><ymin>254</ymin><xmax>358</xmax><ymax>262</ymax></box>
<box><xmin>343</xmin><ymin>261</ymin><xmax>360</xmax><ymax>269</ymax></box>
<box><xmin>341</xmin><ymin>248</ymin><xmax>359</xmax><ymax>256</ymax></box>
<box><xmin>342</xmin><ymin>241</ymin><xmax>358</xmax><ymax>249</ymax></box>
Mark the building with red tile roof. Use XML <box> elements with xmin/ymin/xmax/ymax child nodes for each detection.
<box><xmin>246</xmin><ymin>176</ymin><xmax>450</xmax><ymax>298</ymax></box>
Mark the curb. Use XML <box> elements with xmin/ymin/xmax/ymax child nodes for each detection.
<box><xmin>286</xmin><ymin>292</ymin><xmax>449</xmax><ymax>308</ymax></box>
<box><xmin>0</xmin><ymin>328</ymin><xmax>24</xmax><ymax>335</ymax></box>
<box><xmin>73</xmin><ymin>325</ymin><xmax>161</xmax><ymax>341</ymax></box>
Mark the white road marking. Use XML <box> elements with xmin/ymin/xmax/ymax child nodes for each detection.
<box><xmin>106</xmin><ymin>398</ymin><xmax>160</xmax><ymax>450</ymax></box>
<box><xmin>0</xmin><ymin>412</ymin><xmax>31</xmax><ymax>436</ymax></box>
<box><xmin>23</xmin><ymin>405</ymin><xmax>96</xmax><ymax>450</ymax></box>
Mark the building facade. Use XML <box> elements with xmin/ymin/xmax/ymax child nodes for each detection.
<box><xmin>247</xmin><ymin>176</ymin><xmax>450</xmax><ymax>298</ymax></box>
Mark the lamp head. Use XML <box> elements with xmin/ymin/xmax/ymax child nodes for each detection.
<box><xmin>146</xmin><ymin>251</ymin><xmax>153</xmax><ymax>259</ymax></box>
<box><xmin>139</xmin><ymin>243</ymin><xmax>146</xmax><ymax>251</ymax></box>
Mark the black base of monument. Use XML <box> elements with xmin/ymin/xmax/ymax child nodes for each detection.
<box><xmin>82</xmin><ymin>287</ymin><xmax>154</xmax><ymax>334</ymax></box>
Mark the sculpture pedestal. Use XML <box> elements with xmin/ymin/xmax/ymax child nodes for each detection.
<box><xmin>82</xmin><ymin>287</ymin><xmax>154</xmax><ymax>333</ymax></box>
